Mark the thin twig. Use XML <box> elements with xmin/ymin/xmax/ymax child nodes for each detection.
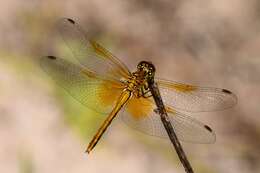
<box><xmin>148</xmin><ymin>78</ymin><xmax>194</xmax><ymax>173</ymax></box>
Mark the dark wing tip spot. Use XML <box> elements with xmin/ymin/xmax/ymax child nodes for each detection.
<box><xmin>222</xmin><ymin>89</ymin><xmax>232</xmax><ymax>94</ymax></box>
<box><xmin>47</xmin><ymin>56</ymin><xmax>57</xmax><ymax>60</ymax></box>
<box><xmin>66</xmin><ymin>18</ymin><xmax>75</xmax><ymax>24</ymax></box>
<box><xmin>204</xmin><ymin>125</ymin><xmax>213</xmax><ymax>132</ymax></box>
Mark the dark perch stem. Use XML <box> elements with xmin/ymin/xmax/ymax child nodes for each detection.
<box><xmin>148</xmin><ymin>78</ymin><xmax>194</xmax><ymax>173</ymax></box>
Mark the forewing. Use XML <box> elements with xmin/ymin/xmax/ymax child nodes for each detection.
<box><xmin>40</xmin><ymin>56</ymin><xmax>124</xmax><ymax>114</ymax></box>
<box><xmin>157</xmin><ymin>79</ymin><xmax>237</xmax><ymax>112</ymax></box>
<box><xmin>121</xmin><ymin>99</ymin><xmax>216</xmax><ymax>143</ymax></box>
<box><xmin>57</xmin><ymin>18</ymin><xmax>131</xmax><ymax>80</ymax></box>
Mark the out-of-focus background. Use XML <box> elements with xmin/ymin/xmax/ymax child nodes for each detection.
<box><xmin>1</xmin><ymin>0</ymin><xmax>260</xmax><ymax>173</ymax></box>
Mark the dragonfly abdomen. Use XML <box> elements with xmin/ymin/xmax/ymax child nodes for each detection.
<box><xmin>86</xmin><ymin>90</ymin><xmax>132</xmax><ymax>153</ymax></box>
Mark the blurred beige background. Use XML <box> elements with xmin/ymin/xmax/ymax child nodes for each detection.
<box><xmin>1</xmin><ymin>0</ymin><xmax>260</xmax><ymax>173</ymax></box>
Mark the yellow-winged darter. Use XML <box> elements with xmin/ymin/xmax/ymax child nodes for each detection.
<box><xmin>41</xmin><ymin>18</ymin><xmax>237</xmax><ymax>154</ymax></box>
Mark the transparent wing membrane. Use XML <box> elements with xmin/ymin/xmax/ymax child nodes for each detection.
<box><xmin>57</xmin><ymin>18</ymin><xmax>131</xmax><ymax>80</ymax></box>
<box><xmin>121</xmin><ymin>97</ymin><xmax>216</xmax><ymax>143</ymax></box>
<box><xmin>41</xmin><ymin>18</ymin><xmax>238</xmax><ymax>148</ymax></box>
<box><xmin>40</xmin><ymin>56</ymin><xmax>124</xmax><ymax>114</ymax></box>
<box><xmin>157</xmin><ymin>79</ymin><xmax>237</xmax><ymax>112</ymax></box>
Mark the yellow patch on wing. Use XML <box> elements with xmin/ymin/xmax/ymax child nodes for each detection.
<box><xmin>174</xmin><ymin>84</ymin><xmax>196</xmax><ymax>92</ymax></box>
<box><xmin>165</xmin><ymin>106</ymin><xmax>176</xmax><ymax>115</ymax></box>
<box><xmin>89</xmin><ymin>41</ymin><xmax>109</xmax><ymax>58</ymax></box>
<box><xmin>126</xmin><ymin>97</ymin><xmax>153</xmax><ymax>120</ymax></box>
<box><xmin>108</xmin><ymin>68</ymin><xmax>128</xmax><ymax>80</ymax></box>
<box><xmin>97</xmin><ymin>80</ymin><xmax>124</xmax><ymax>107</ymax></box>
<box><xmin>89</xmin><ymin>40</ymin><xmax>130</xmax><ymax>79</ymax></box>
<box><xmin>161</xmin><ymin>82</ymin><xmax>197</xmax><ymax>93</ymax></box>
<box><xmin>81</xmin><ymin>69</ymin><xmax>97</xmax><ymax>79</ymax></box>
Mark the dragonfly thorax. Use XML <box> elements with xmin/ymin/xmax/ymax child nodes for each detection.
<box><xmin>123</xmin><ymin>61</ymin><xmax>155</xmax><ymax>97</ymax></box>
<box><xmin>125</xmin><ymin>73</ymin><xmax>144</xmax><ymax>91</ymax></box>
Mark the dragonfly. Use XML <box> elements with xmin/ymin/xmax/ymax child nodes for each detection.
<box><xmin>40</xmin><ymin>18</ymin><xmax>237</xmax><ymax>154</ymax></box>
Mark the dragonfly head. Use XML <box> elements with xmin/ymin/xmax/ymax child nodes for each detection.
<box><xmin>137</xmin><ymin>61</ymin><xmax>156</xmax><ymax>79</ymax></box>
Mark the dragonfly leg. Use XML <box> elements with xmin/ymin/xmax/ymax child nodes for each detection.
<box><xmin>141</xmin><ymin>86</ymin><xmax>153</xmax><ymax>98</ymax></box>
<box><xmin>142</xmin><ymin>91</ymin><xmax>152</xmax><ymax>98</ymax></box>
<box><xmin>134</xmin><ymin>84</ymin><xmax>152</xmax><ymax>98</ymax></box>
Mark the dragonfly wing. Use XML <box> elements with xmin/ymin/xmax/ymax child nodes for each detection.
<box><xmin>157</xmin><ymin>79</ymin><xmax>237</xmax><ymax>112</ymax></box>
<box><xmin>56</xmin><ymin>18</ymin><xmax>131</xmax><ymax>81</ymax></box>
<box><xmin>121</xmin><ymin>99</ymin><xmax>216</xmax><ymax>143</ymax></box>
<box><xmin>40</xmin><ymin>56</ymin><xmax>124</xmax><ymax>114</ymax></box>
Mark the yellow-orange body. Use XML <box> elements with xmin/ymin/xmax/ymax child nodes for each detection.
<box><xmin>86</xmin><ymin>89</ymin><xmax>131</xmax><ymax>153</ymax></box>
<box><xmin>86</xmin><ymin>61</ymin><xmax>155</xmax><ymax>153</ymax></box>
